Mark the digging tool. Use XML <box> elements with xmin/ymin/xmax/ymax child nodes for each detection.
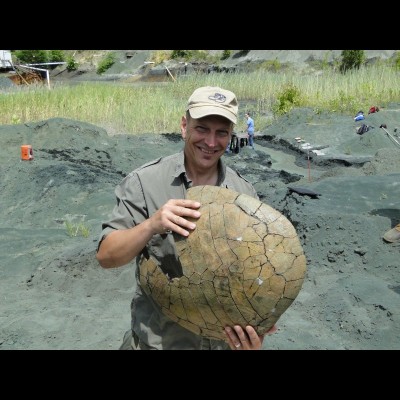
<box><xmin>380</xmin><ymin>125</ymin><xmax>400</xmax><ymax>148</ymax></box>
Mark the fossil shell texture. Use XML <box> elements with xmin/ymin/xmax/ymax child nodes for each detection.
<box><xmin>139</xmin><ymin>185</ymin><xmax>307</xmax><ymax>341</ymax></box>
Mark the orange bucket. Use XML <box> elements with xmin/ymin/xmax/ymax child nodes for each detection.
<box><xmin>21</xmin><ymin>145</ymin><xmax>33</xmax><ymax>161</ymax></box>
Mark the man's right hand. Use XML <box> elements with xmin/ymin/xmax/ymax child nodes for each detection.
<box><xmin>150</xmin><ymin>199</ymin><xmax>201</xmax><ymax>237</ymax></box>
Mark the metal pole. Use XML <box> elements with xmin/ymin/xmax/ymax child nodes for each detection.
<box><xmin>46</xmin><ymin>70</ymin><xmax>50</xmax><ymax>89</ymax></box>
<box><xmin>165</xmin><ymin>66</ymin><xmax>176</xmax><ymax>82</ymax></box>
<box><xmin>381</xmin><ymin>126</ymin><xmax>400</xmax><ymax>147</ymax></box>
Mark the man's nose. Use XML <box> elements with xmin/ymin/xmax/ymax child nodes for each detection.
<box><xmin>205</xmin><ymin>132</ymin><xmax>220</xmax><ymax>147</ymax></box>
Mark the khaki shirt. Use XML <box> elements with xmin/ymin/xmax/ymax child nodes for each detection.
<box><xmin>99</xmin><ymin>151</ymin><xmax>259</xmax><ymax>349</ymax></box>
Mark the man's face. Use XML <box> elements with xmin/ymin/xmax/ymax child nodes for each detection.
<box><xmin>181</xmin><ymin>114</ymin><xmax>233</xmax><ymax>169</ymax></box>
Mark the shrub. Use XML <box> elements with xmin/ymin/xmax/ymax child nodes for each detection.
<box><xmin>221</xmin><ymin>50</ymin><xmax>231</xmax><ymax>60</ymax></box>
<box><xmin>48</xmin><ymin>50</ymin><xmax>65</xmax><ymax>62</ymax></box>
<box><xmin>66</xmin><ymin>56</ymin><xmax>78</xmax><ymax>71</ymax></box>
<box><xmin>189</xmin><ymin>50</ymin><xmax>209</xmax><ymax>61</ymax></box>
<box><xmin>170</xmin><ymin>50</ymin><xmax>192</xmax><ymax>59</ymax></box>
<box><xmin>258</xmin><ymin>59</ymin><xmax>281</xmax><ymax>72</ymax></box>
<box><xmin>272</xmin><ymin>84</ymin><xmax>302</xmax><ymax>116</ymax></box>
<box><xmin>393</xmin><ymin>51</ymin><xmax>400</xmax><ymax>70</ymax></box>
<box><xmin>13</xmin><ymin>50</ymin><xmax>48</xmax><ymax>64</ymax></box>
<box><xmin>339</xmin><ymin>50</ymin><xmax>365</xmax><ymax>73</ymax></box>
<box><xmin>150</xmin><ymin>50</ymin><xmax>172</xmax><ymax>64</ymax></box>
<box><xmin>12</xmin><ymin>50</ymin><xmax>65</xmax><ymax>67</ymax></box>
<box><xmin>96</xmin><ymin>52</ymin><xmax>115</xmax><ymax>74</ymax></box>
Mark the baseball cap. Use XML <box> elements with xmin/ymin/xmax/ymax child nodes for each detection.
<box><xmin>186</xmin><ymin>86</ymin><xmax>238</xmax><ymax>124</ymax></box>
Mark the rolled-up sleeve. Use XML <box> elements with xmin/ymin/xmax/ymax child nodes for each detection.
<box><xmin>97</xmin><ymin>172</ymin><xmax>147</xmax><ymax>248</ymax></box>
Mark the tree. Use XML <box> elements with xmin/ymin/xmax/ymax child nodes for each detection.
<box><xmin>13</xmin><ymin>50</ymin><xmax>48</xmax><ymax>64</ymax></box>
<box><xmin>340</xmin><ymin>50</ymin><xmax>365</xmax><ymax>73</ymax></box>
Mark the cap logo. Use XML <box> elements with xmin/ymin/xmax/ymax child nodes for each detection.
<box><xmin>208</xmin><ymin>92</ymin><xmax>226</xmax><ymax>103</ymax></box>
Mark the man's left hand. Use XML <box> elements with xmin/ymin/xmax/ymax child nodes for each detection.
<box><xmin>224</xmin><ymin>324</ymin><xmax>277</xmax><ymax>350</ymax></box>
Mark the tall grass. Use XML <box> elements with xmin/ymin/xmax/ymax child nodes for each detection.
<box><xmin>1</xmin><ymin>64</ymin><xmax>399</xmax><ymax>135</ymax></box>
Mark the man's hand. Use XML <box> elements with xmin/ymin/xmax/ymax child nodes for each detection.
<box><xmin>149</xmin><ymin>199</ymin><xmax>201</xmax><ymax>237</ymax></box>
<box><xmin>224</xmin><ymin>324</ymin><xmax>277</xmax><ymax>350</ymax></box>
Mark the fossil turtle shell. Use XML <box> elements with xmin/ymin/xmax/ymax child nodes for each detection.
<box><xmin>139</xmin><ymin>185</ymin><xmax>307</xmax><ymax>341</ymax></box>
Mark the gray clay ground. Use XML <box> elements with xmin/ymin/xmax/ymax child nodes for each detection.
<box><xmin>0</xmin><ymin>104</ymin><xmax>399</xmax><ymax>350</ymax></box>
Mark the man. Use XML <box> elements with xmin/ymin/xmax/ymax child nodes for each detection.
<box><xmin>245</xmin><ymin>112</ymin><xmax>255</xmax><ymax>149</ymax></box>
<box><xmin>96</xmin><ymin>86</ymin><xmax>276</xmax><ymax>350</ymax></box>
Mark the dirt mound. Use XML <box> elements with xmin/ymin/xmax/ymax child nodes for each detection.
<box><xmin>1</xmin><ymin>110</ymin><xmax>399</xmax><ymax>350</ymax></box>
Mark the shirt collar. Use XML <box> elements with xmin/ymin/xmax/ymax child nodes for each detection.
<box><xmin>171</xmin><ymin>150</ymin><xmax>226</xmax><ymax>185</ymax></box>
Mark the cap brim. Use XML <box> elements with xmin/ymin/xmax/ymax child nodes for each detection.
<box><xmin>188</xmin><ymin>106</ymin><xmax>237</xmax><ymax>124</ymax></box>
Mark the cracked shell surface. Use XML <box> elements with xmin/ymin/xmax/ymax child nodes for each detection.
<box><xmin>139</xmin><ymin>185</ymin><xmax>307</xmax><ymax>341</ymax></box>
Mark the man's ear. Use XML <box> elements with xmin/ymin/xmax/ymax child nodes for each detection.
<box><xmin>181</xmin><ymin>115</ymin><xmax>187</xmax><ymax>139</ymax></box>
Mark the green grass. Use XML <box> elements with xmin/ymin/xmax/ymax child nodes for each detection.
<box><xmin>1</xmin><ymin>64</ymin><xmax>399</xmax><ymax>135</ymax></box>
<box><xmin>64</xmin><ymin>220</ymin><xmax>90</xmax><ymax>238</ymax></box>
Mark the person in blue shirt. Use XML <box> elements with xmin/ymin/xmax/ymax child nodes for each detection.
<box><xmin>245</xmin><ymin>112</ymin><xmax>255</xmax><ymax>149</ymax></box>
